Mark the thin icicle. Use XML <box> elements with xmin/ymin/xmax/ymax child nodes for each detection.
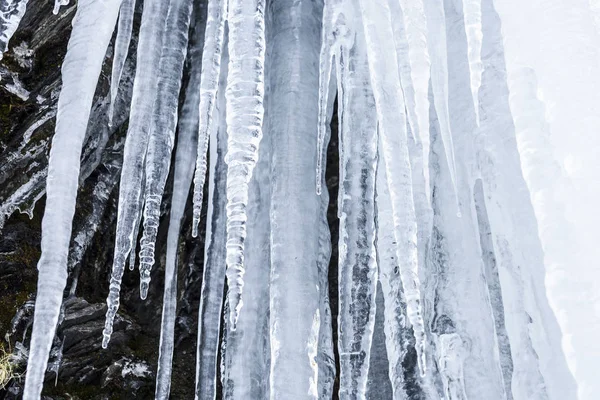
<box><xmin>438</xmin><ymin>333</ymin><xmax>468</xmax><ymax>400</ymax></box>
<box><xmin>316</xmin><ymin>52</ymin><xmax>337</xmax><ymax>400</ymax></box>
<box><xmin>223</xmin><ymin>0</ymin><xmax>266</xmax><ymax>328</ymax></box>
<box><xmin>103</xmin><ymin>0</ymin><xmax>170</xmax><ymax>349</ymax></box>
<box><xmin>315</xmin><ymin>2</ymin><xmax>333</xmax><ymax>196</ymax></box>
<box><xmin>422</xmin><ymin>0</ymin><xmax>459</xmax><ymax>203</ymax></box>
<box><xmin>336</xmin><ymin>20</ymin><xmax>379</xmax><ymax>398</ymax></box>
<box><xmin>357</xmin><ymin>0</ymin><xmax>427</xmax><ymax>375</ymax></box>
<box><xmin>191</xmin><ymin>0</ymin><xmax>227</xmax><ymax>237</ymax></box>
<box><xmin>375</xmin><ymin>133</ymin><xmax>426</xmax><ymax>399</ymax></box>
<box><xmin>128</xmin><ymin>186</ymin><xmax>143</xmax><ymax>271</ymax></box>
<box><xmin>195</xmin><ymin>39</ymin><xmax>228</xmax><ymax>400</ymax></box>
<box><xmin>390</xmin><ymin>0</ymin><xmax>432</xmax><ymax>203</ymax></box>
<box><xmin>461</xmin><ymin>0</ymin><xmax>482</xmax><ymax>125</ymax></box>
<box><xmin>151</xmin><ymin>1</ymin><xmax>194</xmax><ymax>398</ymax></box>
<box><xmin>23</xmin><ymin>0</ymin><xmax>121</xmax><ymax>398</ymax></box>
<box><xmin>108</xmin><ymin>0</ymin><xmax>135</xmax><ymax>128</ymax></box>
<box><xmin>139</xmin><ymin>0</ymin><xmax>193</xmax><ymax>301</ymax></box>
<box><xmin>316</xmin><ymin>0</ymin><xmax>354</xmax><ymax>195</ymax></box>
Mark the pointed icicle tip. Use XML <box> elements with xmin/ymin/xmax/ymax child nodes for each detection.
<box><xmin>140</xmin><ymin>281</ymin><xmax>149</xmax><ymax>300</ymax></box>
<box><xmin>102</xmin><ymin>334</ymin><xmax>110</xmax><ymax>349</ymax></box>
<box><xmin>228</xmin><ymin>298</ymin><xmax>243</xmax><ymax>331</ymax></box>
<box><xmin>417</xmin><ymin>343</ymin><xmax>427</xmax><ymax>376</ymax></box>
<box><xmin>192</xmin><ymin>218</ymin><xmax>200</xmax><ymax>238</ymax></box>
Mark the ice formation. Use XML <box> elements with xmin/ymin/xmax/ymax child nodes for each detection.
<box><xmin>22</xmin><ymin>0</ymin><xmax>122</xmax><ymax>397</ymax></box>
<box><xmin>6</xmin><ymin>0</ymin><xmax>598</xmax><ymax>397</ymax></box>
<box><xmin>0</xmin><ymin>0</ymin><xmax>29</xmax><ymax>59</ymax></box>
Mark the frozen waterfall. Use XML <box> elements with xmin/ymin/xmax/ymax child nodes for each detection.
<box><xmin>2</xmin><ymin>0</ymin><xmax>597</xmax><ymax>398</ymax></box>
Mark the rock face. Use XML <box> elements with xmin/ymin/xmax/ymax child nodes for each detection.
<box><xmin>0</xmin><ymin>1</ymin><xmax>213</xmax><ymax>398</ymax></box>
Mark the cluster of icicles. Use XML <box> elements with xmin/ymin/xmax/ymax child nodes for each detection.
<box><xmin>19</xmin><ymin>0</ymin><xmax>576</xmax><ymax>398</ymax></box>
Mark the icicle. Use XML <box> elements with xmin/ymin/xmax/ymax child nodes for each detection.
<box><xmin>357</xmin><ymin>0</ymin><xmax>427</xmax><ymax>375</ymax></box>
<box><xmin>195</xmin><ymin>38</ymin><xmax>228</xmax><ymax>400</ymax></box>
<box><xmin>438</xmin><ymin>333</ymin><xmax>468</xmax><ymax>400</ymax></box>
<box><xmin>461</xmin><ymin>0</ymin><xmax>482</xmax><ymax>125</ymax></box>
<box><xmin>335</xmin><ymin>47</ymin><xmax>348</xmax><ymax>220</ymax></box>
<box><xmin>150</xmin><ymin>1</ymin><xmax>194</xmax><ymax>398</ymax></box>
<box><xmin>427</xmin><ymin>3</ymin><xmax>507</xmax><ymax>391</ymax></box>
<box><xmin>128</xmin><ymin>186</ymin><xmax>143</xmax><ymax>271</ymax></box>
<box><xmin>103</xmin><ymin>0</ymin><xmax>170</xmax><ymax>349</ymax></box>
<box><xmin>375</xmin><ymin>133</ymin><xmax>425</xmax><ymax>399</ymax></box>
<box><xmin>316</xmin><ymin>0</ymin><xmax>354</xmax><ymax>195</ymax></box>
<box><xmin>267</xmin><ymin>0</ymin><xmax>323</xmax><ymax>396</ymax></box>
<box><xmin>336</xmin><ymin>17</ymin><xmax>379</xmax><ymax>398</ymax></box>
<box><xmin>221</xmin><ymin>77</ymin><xmax>271</xmax><ymax>400</ymax></box>
<box><xmin>315</xmin><ymin>0</ymin><xmax>337</xmax><ymax>195</ymax></box>
<box><xmin>108</xmin><ymin>0</ymin><xmax>135</xmax><ymax>128</ymax></box>
<box><xmin>316</xmin><ymin>48</ymin><xmax>337</xmax><ymax>400</ymax></box>
<box><xmin>0</xmin><ymin>0</ymin><xmax>29</xmax><ymax>59</ymax></box>
<box><xmin>365</xmin><ymin>282</ymin><xmax>394</xmax><ymax>399</ymax></box>
<box><xmin>139</xmin><ymin>0</ymin><xmax>193</xmax><ymax>301</ymax></box>
<box><xmin>160</xmin><ymin>2</ymin><xmax>208</xmax><ymax>396</ymax></box>
<box><xmin>52</xmin><ymin>0</ymin><xmax>69</xmax><ymax>15</ymax></box>
<box><xmin>389</xmin><ymin>0</ymin><xmax>432</xmax><ymax>203</ymax></box>
<box><xmin>223</xmin><ymin>0</ymin><xmax>266</xmax><ymax>328</ymax></box>
<box><xmin>473</xmin><ymin>179</ymin><xmax>514</xmax><ymax>399</ymax></box>
<box><xmin>22</xmin><ymin>0</ymin><xmax>121</xmax><ymax>398</ymax></box>
<box><xmin>471</xmin><ymin>0</ymin><xmax>574</xmax><ymax>397</ymax></box>
<box><xmin>191</xmin><ymin>0</ymin><xmax>227</xmax><ymax>238</ymax></box>
<box><xmin>422</xmin><ymin>0</ymin><xmax>459</xmax><ymax>205</ymax></box>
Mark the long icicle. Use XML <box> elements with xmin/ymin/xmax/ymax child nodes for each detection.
<box><xmin>462</xmin><ymin>0</ymin><xmax>482</xmax><ymax>125</ymax></box>
<box><xmin>315</xmin><ymin>0</ymin><xmax>335</xmax><ymax>195</ymax></box>
<box><xmin>223</xmin><ymin>0</ymin><xmax>266</xmax><ymax>328</ymax></box>
<box><xmin>191</xmin><ymin>0</ymin><xmax>227</xmax><ymax>237</ymax></box>
<box><xmin>336</xmin><ymin>17</ymin><xmax>379</xmax><ymax>397</ymax></box>
<box><xmin>316</xmin><ymin>50</ymin><xmax>337</xmax><ymax>400</ymax></box>
<box><xmin>195</xmin><ymin>39</ymin><xmax>228</xmax><ymax>399</ymax></box>
<box><xmin>221</xmin><ymin>78</ymin><xmax>271</xmax><ymax>400</ymax></box>
<box><xmin>151</xmin><ymin>0</ymin><xmax>195</xmax><ymax>398</ymax></box>
<box><xmin>139</xmin><ymin>0</ymin><xmax>193</xmax><ymax>300</ymax></box>
<box><xmin>357</xmin><ymin>0</ymin><xmax>427</xmax><ymax>375</ymax></box>
<box><xmin>108</xmin><ymin>0</ymin><xmax>135</xmax><ymax>127</ymax></box>
<box><xmin>103</xmin><ymin>0</ymin><xmax>170</xmax><ymax>348</ymax></box>
<box><xmin>267</xmin><ymin>0</ymin><xmax>323</xmax><ymax>396</ymax></box>
<box><xmin>390</xmin><ymin>0</ymin><xmax>432</xmax><ymax>203</ymax></box>
<box><xmin>423</xmin><ymin>0</ymin><xmax>459</xmax><ymax>205</ymax></box>
<box><xmin>23</xmin><ymin>0</ymin><xmax>122</xmax><ymax>398</ymax></box>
